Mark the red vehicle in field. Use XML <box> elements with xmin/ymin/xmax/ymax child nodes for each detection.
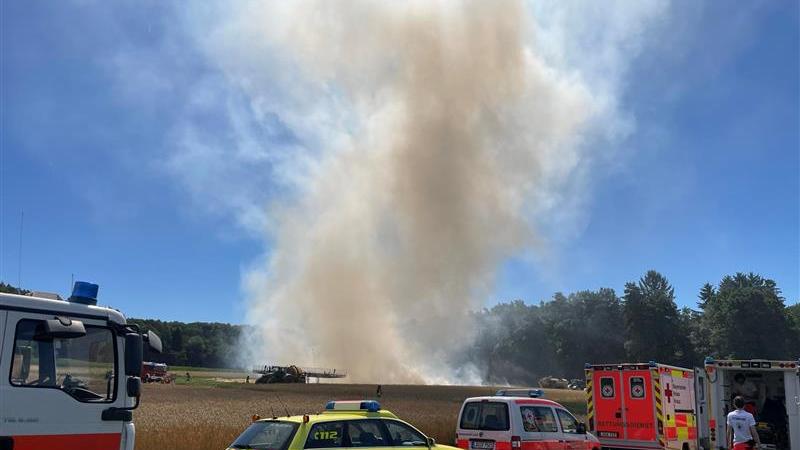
<box><xmin>141</xmin><ymin>361</ymin><xmax>173</xmax><ymax>383</ymax></box>
<box><xmin>585</xmin><ymin>362</ymin><xmax>696</xmax><ymax>450</ymax></box>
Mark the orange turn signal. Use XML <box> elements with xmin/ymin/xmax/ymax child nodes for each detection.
<box><xmin>252</xmin><ymin>414</ymin><xmax>261</xmax><ymax>422</ymax></box>
<box><xmin>303</xmin><ymin>415</ymin><xmax>309</xmax><ymax>423</ymax></box>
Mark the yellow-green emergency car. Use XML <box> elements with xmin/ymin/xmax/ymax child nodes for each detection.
<box><xmin>227</xmin><ymin>400</ymin><xmax>459</xmax><ymax>450</ymax></box>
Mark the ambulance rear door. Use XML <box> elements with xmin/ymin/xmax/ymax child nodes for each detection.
<box><xmin>592</xmin><ymin>368</ymin><xmax>625</xmax><ymax>442</ymax></box>
<box><xmin>622</xmin><ymin>369</ymin><xmax>658</xmax><ymax>444</ymax></box>
<box><xmin>694</xmin><ymin>368</ymin><xmax>709</xmax><ymax>450</ymax></box>
<box><xmin>660</xmin><ymin>368</ymin><xmax>697</xmax><ymax>449</ymax></box>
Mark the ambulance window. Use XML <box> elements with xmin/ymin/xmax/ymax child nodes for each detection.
<box><xmin>630</xmin><ymin>377</ymin><xmax>646</xmax><ymax>399</ymax></box>
<box><xmin>600</xmin><ymin>377</ymin><xmax>615</xmax><ymax>398</ymax></box>
<box><xmin>306</xmin><ymin>421</ymin><xmax>345</xmax><ymax>448</ymax></box>
<box><xmin>555</xmin><ymin>409</ymin><xmax>578</xmax><ymax>434</ymax></box>
<box><xmin>233</xmin><ymin>421</ymin><xmax>299</xmax><ymax>450</ymax></box>
<box><xmin>383</xmin><ymin>420</ymin><xmax>428</xmax><ymax>446</ymax></box>
<box><xmin>459</xmin><ymin>401</ymin><xmax>509</xmax><ymax>431</ymax></box>
<box><xmin>520</xmin><ymin>406</ymin><xmax>558</xmax><ymax>433</ymax></box>
<box><xmin>9</xmin><ymin>319</ymin><xmax>117</xmax><ymax>403</ymax></box>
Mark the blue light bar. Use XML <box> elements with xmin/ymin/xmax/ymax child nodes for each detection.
<box><xmin>325</xmin><ymin>400</ymin><xmax>381</xmax><ymax>412</ymax></box>
<box><xmin>495</xmin><ymin>389</ymin><xmax>544</xmax><ymax>398</ymax></box>
<box><xmin>69</xmin><ymin>281</ymin><xmax>99</xmax><ymax>305</ymax></box>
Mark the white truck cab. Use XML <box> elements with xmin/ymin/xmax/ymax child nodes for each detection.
<box><xmin>0</xmin><ymin>282</ymin><xmax>161</xmax><ymax>450</ymax></box>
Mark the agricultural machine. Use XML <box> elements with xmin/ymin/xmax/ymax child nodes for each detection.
<box><xmin>253</xmin><ymin>364</ymin><xmax>347</xmax><ymax>383</ymax></box>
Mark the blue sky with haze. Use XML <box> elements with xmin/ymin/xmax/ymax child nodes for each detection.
<box><xmin>1</xmin><ymin>1</ymin><xmax>797</xmax><ymax>324</ymax></box>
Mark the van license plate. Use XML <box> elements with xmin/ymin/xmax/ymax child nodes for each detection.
<box><xmin>470</xmin><ymin>441</ymin><xmax>495</xmax><ymax>450</ymax></box>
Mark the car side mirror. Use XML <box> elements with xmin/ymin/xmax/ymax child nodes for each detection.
<box><xmin>144</xmin><ymin>330</ymin><xmax>163</xmax><ymax>354</ymax></box>
<box><xmin>576</xmin><ymin>422</ymin><xmax>587</xmax><ymax>434</ymax></box>
<box><xmin>125</xmin><ymin>333</ymin><xmax>143</xmax><ymax>377</ymax></box>
<box><xmin>127</xmin><ymin>376</ymin><xmax>141</xmax><ymax>398</ymax></box>
<box><xmin>427</xmin><ymin>437</ymin><xmax>436</xmax><ymax>447</ymax></box>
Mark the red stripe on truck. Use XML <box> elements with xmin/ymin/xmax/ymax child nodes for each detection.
<box><xmin>13</xmin><ymin>433</ymin><xmax>121</xmax><ymax>450</ymax></box>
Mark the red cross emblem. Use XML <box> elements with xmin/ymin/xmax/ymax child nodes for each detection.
<box><xmin>665</xmin><ymin>383</ymin><xmax>673</xmax><ymax>403</ymax></box>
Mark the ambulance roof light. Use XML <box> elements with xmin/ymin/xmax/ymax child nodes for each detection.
<box><xmin>495</xmin><ymin>389</ymin><xmax>544</xmax><ymax>398</ymax></box>
<box><xmin>325</xmin><ymin>400</ymin><xmax>381</xmax><ymax>413</ymax></box>
<box><xmin>704</xmin><ymin>357</ymin><xmax>715</xmax><ymax>365</ymax></box>
<box><xmin>648</xmin><ymin>361</ymin><xmax>656</xmax><ymax>367</ymax></box>
<box><xmin>69</xmin><ymin>281</ymin><xmax>99</xmax><ymax>306</ymax></box>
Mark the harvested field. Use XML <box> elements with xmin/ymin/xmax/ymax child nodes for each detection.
<box><xmin>136</xmin><ymin>383</ymin><xmax>586</xmax><ymax>450</ymax></box>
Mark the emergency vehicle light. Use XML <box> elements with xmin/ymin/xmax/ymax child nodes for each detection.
<box><xmin>69</xmin><ymin>281</ymin><xmax>99</xmax><ymax>305</ymax></box>
<box><xmin>325</xmin><ymin>400</ymin><xmax>381</xmax><ymax>412</ymax></box>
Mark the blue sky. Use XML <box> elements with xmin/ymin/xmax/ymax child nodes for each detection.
<box><xmin>1</xmin><ymin>1</ymin><xmax>797</xmax><ymax>324</ymax></box>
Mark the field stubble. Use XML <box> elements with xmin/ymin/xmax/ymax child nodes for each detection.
<box><xmin>136</xmin><ymin>383</ymin><xmax>586</xmax><ymax>450</ymax></box>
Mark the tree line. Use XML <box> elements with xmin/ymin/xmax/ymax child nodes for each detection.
<box><xmin>466</xmin><ymin>271</ymin><xmax>800</xmax><ymax>384</ymax></box>
<box><xmin>2</xmin><ymin>271</ymin><xmax>798</xmax><ymax>376</ymax></box>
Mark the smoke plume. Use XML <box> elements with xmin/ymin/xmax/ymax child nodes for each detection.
<box><xmin>181</xmin><ymin>0</ymin><xmax>666</xmax><ymax>382</ymax></box>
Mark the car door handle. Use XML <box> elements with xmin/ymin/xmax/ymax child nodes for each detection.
<box><xmin>558</xmin><ymin>440</ymin><xmax>566</xmax><ymax>443</ymax></box>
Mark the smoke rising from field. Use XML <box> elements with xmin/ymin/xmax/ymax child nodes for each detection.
<box><xmin>177</xmin><ymin>1</ymin><xmax>666</xmax><ymax>382</ymax></box>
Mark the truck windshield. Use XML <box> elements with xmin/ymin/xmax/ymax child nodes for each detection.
<box><xmin>230</xmin><ymin>421</ymin><xmax>299</xmax><ymax>450</ymax></box>
<box><xmin>10</xmin><ymin>319</ymin><xmax>117</xmax><ymax>402</ymax></box>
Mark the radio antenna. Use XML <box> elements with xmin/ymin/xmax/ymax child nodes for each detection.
<box><xmin>274</xmin><ymin>391</ymin><xmax>291</xmax><ymax>417</ymax></box>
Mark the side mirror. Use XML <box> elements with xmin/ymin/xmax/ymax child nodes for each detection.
<box><xmin>125</xmin><ymin>333</ymin><xmax>143</xmax><ymax>377</ymax></box>
<box><xmin>576</xmin><ymin>423</ymin><xmax>587</xmax><ymax>434</ymax></box>
<box><xmin>35</xmin><ymin>317</ymin><xmax>86</xmax><ymax>340</ymax></box>
<box><xmin>427</xmin><ymin>437</ymin><xmax>436</xmax><ymax>447</ymax></box>
<box><xmin>127</xmin><ymin>376</ymin><xmax>141</xmax><ymax>398</ymax></box>
<box><xmin>144</xmin><ymin>330</ymin><xmax>163</xmax><ymax>354</ymax></box>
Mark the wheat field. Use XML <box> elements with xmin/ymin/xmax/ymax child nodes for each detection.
<box><xmin>135</xmin><ymin>383</ymin><xmax>586</xmax><ymax>450</ymax></box>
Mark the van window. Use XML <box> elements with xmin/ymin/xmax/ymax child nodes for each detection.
<box><xmin>630</xmin><ymin>377</ymin><xmax>646</xmax><ymax>399</ymax></box>
<box><xmin>460</xmin><ymin>402</ymin><xmax>510</xmax><ymax>431</ymax></box>
<box><xmin>520</xmin><ymin>406</ymin><xmax>558</xmax><ymax>432</ymax></box>
<box><xmin>555</xmin><ymin>409</ymin><xmax>578</xmax><ymax>434</ymax></box>
<box><xmin>9</xmin><ymin>319</ymin><xmax>116</xmax><ymax>403</ymax></box>
<box><xmin>600</xmin><ymin>377</ymin><xmax>615</xmax><ymax>398</ymax></box>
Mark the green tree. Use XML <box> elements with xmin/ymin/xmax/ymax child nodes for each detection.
<box><xmin>623</xmin><ymin>271</ymin><xmax>689</xmax><ymax>364</ymax></box>
<box><xmin>701</xmin><ymin>273</ymin><xmax>790</xmax><ymax>359</ymax></box>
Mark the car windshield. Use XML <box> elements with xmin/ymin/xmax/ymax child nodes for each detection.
<box><xmin>230</xmin><ymin>421</ymin><xmax>299</xmax><ymax>450</ymax></box>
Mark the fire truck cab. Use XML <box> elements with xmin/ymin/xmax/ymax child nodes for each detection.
<box><xmin>697</xmin><ymin>358</ymin><xmax>799</xmax><ymax>450</ymax></box>
<box><xmin>585</xmin><ymin>362</ymin><xmax>697</xmax><ymax>450</ymax></box>
<box><xmin>0</xmin><ymin>282</ymin><xmax>161</xmax><ymax>450</ymax></box>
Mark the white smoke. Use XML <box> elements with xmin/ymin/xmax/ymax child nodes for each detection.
<box><xmin>168</xmin><ymin>0</ymin><xmax>667</xmax><ymax>382</ymax></box>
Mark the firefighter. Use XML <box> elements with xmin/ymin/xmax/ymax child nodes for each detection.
<box><xmin>727</xmin><ymin>396</ymin><xmax>761</xmax><ymax>450</ymax></box>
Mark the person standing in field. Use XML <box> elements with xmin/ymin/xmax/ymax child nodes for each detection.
<box><xmin>727</xmin><ymin>396</ymin><xmax>761</xmax><ymax>450</ymax></box>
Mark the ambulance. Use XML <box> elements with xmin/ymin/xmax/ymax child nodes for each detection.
<box><xmin>0</xmin><ymin>281</ymin><xmax>161</xmax><ymax>450</ymax></box>
<box><xmin>585</xmin><ymin>362</ymin><xmax>697</xmax><ymax>450</ymax></box>
<box><xmin>696</xmin><ymin>358</ymin><xmax>799</xmax><ymax>450</ymax></box>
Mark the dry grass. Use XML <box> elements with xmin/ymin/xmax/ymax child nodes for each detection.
<box><xmin>135</xmin><ymin>383</ymin><xmax>586</xmax><ymax>450</ymax></box>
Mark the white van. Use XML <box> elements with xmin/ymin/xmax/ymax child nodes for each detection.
<box><xmin>455</xmin><ymin>393</ymin><xmax>600</xmax><ymax>450</ymax></box>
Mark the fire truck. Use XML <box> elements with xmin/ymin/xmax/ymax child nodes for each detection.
<box><xmin>0</xmin><ymin>281</ymin><xmax>162</xmax><ymax>450</ymax></box>
<box><xmin>141</xmin><ymin>361</ymin><xmax>172</xmax><ymax>383</ymax></box>
<box><xmin>696</xmin><ymin>358</ymin><xmax>799</xmax><ymax>450</ymax></box>
<box><xmin>585</xmin><ymin>362</ymin><xmax>697</xmax><ymax>450</ymax></box>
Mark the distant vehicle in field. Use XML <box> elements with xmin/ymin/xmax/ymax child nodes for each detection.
<box><xmin>141</xmin><ymin>361</ymin><xmax>175</xmax><ymax>383</ymax></box>
<box><xmin>456</xmin><ymin>391</ymin><xmax>600</xmax><ymax>450</ymax></box>
<box><xmin>538</xmin><ymin>376</ymin><xmax>569</xmax><ymax>389</ymax></box>
<box><xmin>253</xmin><ymin>364</ymin><xmax>347</xmax><ymax>383</ymax></box>
<box><xmin>228</xmin><ymin>400</ymin><xmax>455</xmax><ymax>450</ymax></box>
<box><xmin>568</xmin><ymin>379</ymin><xmax>586</xmax><ymax>390</ymax></box>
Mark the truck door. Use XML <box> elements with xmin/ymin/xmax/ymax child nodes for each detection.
<box><xmin>694</xmin><ymin>368</ymin><xmax>709</xmax><ymax>449</ymax></box>
<box><xmin>622</xmin><ymin>370</ymin><xmax>657</xmax><ymax>443</ymax></box>
<box><xmin>594</xmin><ymin>370</ymin><xmax>625</xmax><ymax>441</ymax></box>
<box><xmin>786</xmin><ymin>370</ymin><xmax>799</xmax><ymax>450</ymax></box>
<box><xmin>0</xmin><ymin>311</ymin><xmax>125</xmax><ymax>450</ymax></box>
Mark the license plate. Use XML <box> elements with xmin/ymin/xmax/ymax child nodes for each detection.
<box><xmin>470</xmin><ymin>441</ymin><xmax>495</xmax><ymax>450</ymax></box>
<box><xmin>599</xmin><ymin>431</ymin><xmax>619</xmax><ymax>438</ymax></box>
